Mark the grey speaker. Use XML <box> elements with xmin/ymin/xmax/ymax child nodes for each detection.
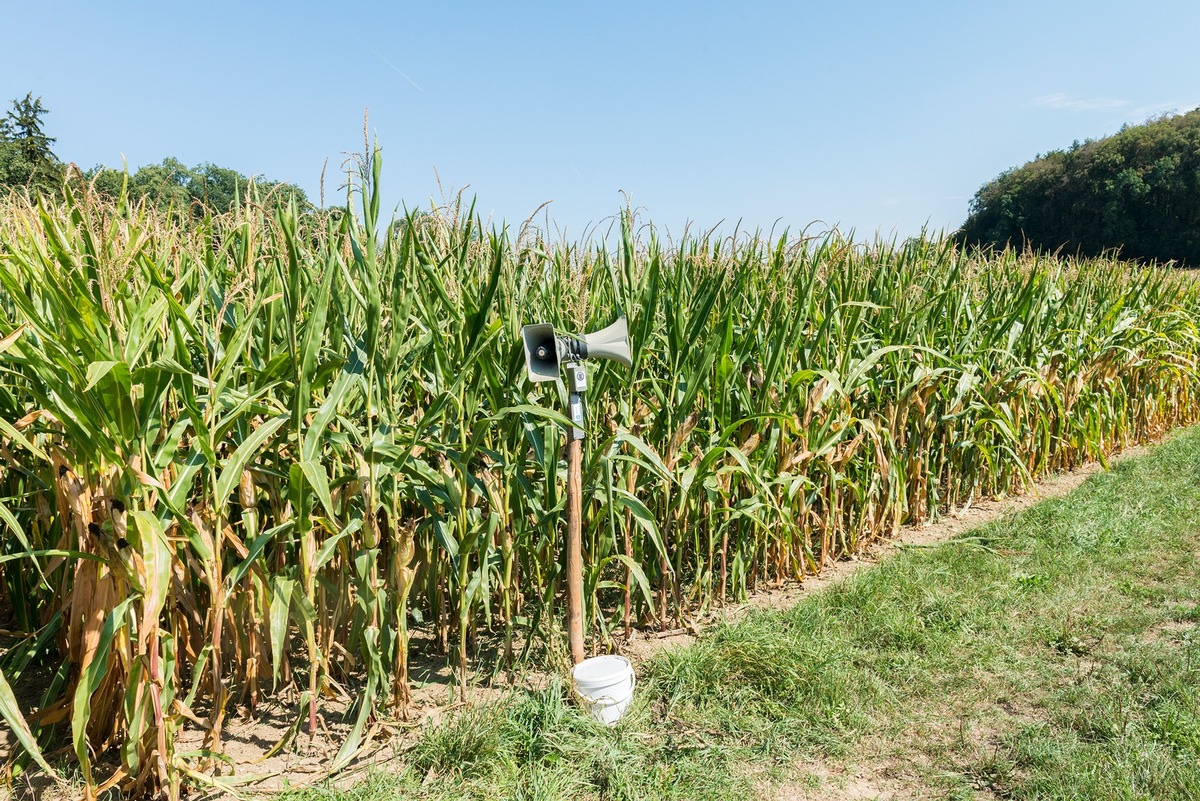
<box><xmin>582</xmin><ymin>316</ymin><xmax>632</xmax><ymax>368</ymax></box>
<box><xmin>521</xmin><ymin>323</ymin><xmax>560</xmax><ymax>383</ymax></box>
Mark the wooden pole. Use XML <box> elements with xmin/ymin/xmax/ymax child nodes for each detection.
<box><xmin>566</xmin><ymin>437</ymin><xmax>585</xmax><ymax>664</ymax></box>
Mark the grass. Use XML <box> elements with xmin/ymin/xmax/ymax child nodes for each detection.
<box><xmin>280</xmin><ymin>424</ymin><xmax>1200</xmax><ymax>801</ymax></box>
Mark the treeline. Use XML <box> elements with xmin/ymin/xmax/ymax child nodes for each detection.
<box><xmin>0</xmin><ymin>92</ymin><xmax>312</xmax><ymax>215</ymax></box>
<box><xmin>960</xmin><ymin>108</ymin><xmax>1200</xmax><ymax>266</ymax></box>
<box><xmin>84</xmin><ymin>158</ymin><xmax>313</xmax><ymax>216</ymax></box>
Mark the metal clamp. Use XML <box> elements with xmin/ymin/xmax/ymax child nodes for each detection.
<box><xmin>566</xmin><ymin>361</ymin><xmax>586</xmax><ymax>442</ymax></box>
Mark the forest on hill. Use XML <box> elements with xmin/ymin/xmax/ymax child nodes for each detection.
<box><xmin>960</xmin><ymin>108</ymin><xmax>1200</xmax><ymax>266</ymax></box>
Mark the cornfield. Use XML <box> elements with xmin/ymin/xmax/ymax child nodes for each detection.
<box><xmin>1</xmin><ymin>152</ymin><xmax>1198</xmax><ymax>798</ymax></box>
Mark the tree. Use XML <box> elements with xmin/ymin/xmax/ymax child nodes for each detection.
<box><xmin>959</xmin><ymin>108</ymin><xmax>1200</xmax><ymax>266</ymax></box>
<box><xmin>0</xmin><ymin>93</ymin><xmax>62</xmax><ymax>193</ymax></box>
<box><xmin>126</xmin><ymin>158</ymin><xmax>194</xmax><ymax>212</ymax></box>
<box><xmin>84</xmin><ymin>158</ymin><xmax>312</xmax><ymax>218</ymax></box>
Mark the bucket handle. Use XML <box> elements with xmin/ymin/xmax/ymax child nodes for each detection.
<box><xmin>572</xmin><ymin>671</ymin><xmax>636</xmax><ymax>708</ymax></box>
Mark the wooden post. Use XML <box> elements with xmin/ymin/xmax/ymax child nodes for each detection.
<box><xmin>566</xmin><ymin>437</ymin><xmax>585</xmax><ymax>664</ymax></box>
<box><xmin>564</xmin><ymin>361</ymin><xmax>587</xmax><ymax>665</ymax></box>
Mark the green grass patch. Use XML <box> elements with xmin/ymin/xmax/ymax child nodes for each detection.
<box><xmin>282</xmin><ymin>426</ymin><xmax>1200</xmax><ymax>800</ymax></box>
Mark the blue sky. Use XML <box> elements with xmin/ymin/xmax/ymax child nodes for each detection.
<box><xmin>2</xmin><ymin>1</ymin><xmax>1197</xmax><ymax>240</ymax></box>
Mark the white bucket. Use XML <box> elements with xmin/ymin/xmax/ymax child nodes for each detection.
<box><xmin>571</xmin><ymin>655</ymin><xmax>636</xmax><ymax>726</ymax></box>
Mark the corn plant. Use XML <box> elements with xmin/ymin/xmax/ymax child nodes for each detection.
<box><xmin>0</xmin><ymin>152</ymin><xmax>1197</xmax><ymax>798</ymax></box>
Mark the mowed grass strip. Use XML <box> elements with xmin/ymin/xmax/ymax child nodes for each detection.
<box><xmin>283</xmin><ymin>425</ymin><xmax>1200</xmax><ymax>801</ymax></box>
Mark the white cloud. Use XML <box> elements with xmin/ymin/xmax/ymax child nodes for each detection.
<box><xmin>1033</xmin><ymin>93</ymin><xmax>1127</xmax><ymax>111</ymax></box>
<box><xmin>1032</xmin><ymin>94</ymin><xmax>1198</xmax><ymax>121</ymax></box>
<box><xmin>1127</xmin><ymin>101</ymin><xmax>1195</xmax><ymax>119</ymax></box>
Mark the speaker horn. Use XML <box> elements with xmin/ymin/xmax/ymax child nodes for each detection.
<box><xmin>582</xmin><ymin>316</ymin><xmax>632</xmax><ymax>368</ymax></box>
<box><xmin>521</xmin><ymin>323</ymin><xmax>560</xmax><ymax>383</ymax></box>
